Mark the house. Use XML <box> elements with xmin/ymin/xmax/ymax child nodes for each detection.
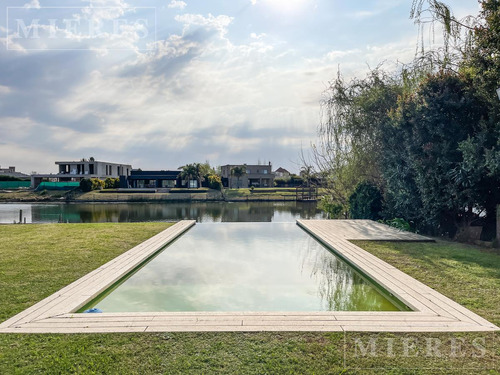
<box><xmin>221</xmin><ymin>162</ymin><xmax>275</xmax><ymax>188</ymax></box>
<box><xmin>31</xmin><ymin>159</ymin><xmax>132</xmax><ymax>188</ymax></box>
<box><xmin>0</xmin><ymin>166</ymin><xmax>29</xmax><ymax>179</ymax></box>
<box><xmin>126</xmin><ymin>170</ymin><xmax>181</xmax><ymax>189</ymax></box>
<box><xmin>274</xmin><ymin>167</ymin><xmax>291</xmax><ymax>179</ymax></box>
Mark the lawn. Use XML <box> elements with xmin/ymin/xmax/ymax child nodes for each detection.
<box><xmin>0</xmin><ymin>223</ymin><xmax>498</xmax><ymax>374</ymax></box>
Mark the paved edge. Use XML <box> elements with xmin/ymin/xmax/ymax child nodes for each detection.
<box><xmin>0</xmin><ymin>219</ymin><xmax>498</xmax><ymax>333</ymax></box>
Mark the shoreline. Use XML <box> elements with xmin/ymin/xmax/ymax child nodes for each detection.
<box><xmin>0</xmin><ymin>188</ymin><xmax>317</xmax><ymax>204</ymax></box>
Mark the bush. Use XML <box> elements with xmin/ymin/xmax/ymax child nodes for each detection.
<box><xmin>207</xmin><ymin>174</ymin><xmax>223</xmax><ymax>191</ymax></box>
<box><xmin>104</xmin><ymin>178</ymin><xmax>120</xmax><ymax>189</ymax></box>
<box><xmin>81</xmin><ymin>178</ymin><xmax>105</xmax><ymax>192</ymax></box>
<box><xmin>381</xmin><ymin>218</ymin><xmax>412</xmax><ymax>232</ymax></box>
<box><xmin>319</xmin><ymin>196</ymin><xmax>345</xmax><ymax>219</ymax></box>
<box><xmin>274</xmin><ymin>177</ymin><xmax>290</xmax><ymax>187</ymax></box>
<box><xmin>91</xmin><ymin>179</ymin><xmax>105</xmax><ymax>191</ymax></box>
<box><xmin>80</xmin><ymin>178</ymin><xmax>93</xmax><ymax>192</ymax></box>
<box><xmin>348</xmin><ymin>181</ymin><xmax>383</xmax><ymax>220</ymax></box>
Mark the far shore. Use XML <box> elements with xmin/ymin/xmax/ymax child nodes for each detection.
<box><xmin>0</xmin><ymin>187</ymin><xmax>319</xmax><ymax>204</ymax></box>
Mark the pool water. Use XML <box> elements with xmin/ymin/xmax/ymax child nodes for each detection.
<box><xmin>85</xmin><ymin>223</ymin><xmax>404</xmax><ymax>312</ymax></box>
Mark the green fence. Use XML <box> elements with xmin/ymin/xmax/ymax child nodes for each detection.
<box><xmin>0</xmin><ymin>181</ymin><xmax>31</xmax><ymax>189</ymax></box>
<box><xmin>35</xmin><ymin>182</ymin><xmax>80</xmax><ymax>191</ymax></box>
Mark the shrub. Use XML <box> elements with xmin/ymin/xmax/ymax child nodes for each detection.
<box><xmin>91</xmin><ymin>179</ymin><xmax>105</xmax><ymax>191</ymax></box>
<box><xmin>207</xmin><ymin>174</ymin><xmax>223</xmax><ymax>190</ymax></box>
<box><xmin>80</xmin><ymin>178</ymin><xmax>93</xmax><ymax>192</ymax></box>
<box><xmin>319</xmin><ymin>196</ymin><xmax>345</xmax><ymax>219</ymax></box>
<box><xmin>382</xmin><ymin>218</ymin><xmax>412</xmax><ymax>232</ymax></box>
<box><xmin>348</xmin><ymin>181</ymin><xmax>383</xmax><ymax>220</ymax></box>
<box><xmin>274</xmin><ymin>177</ymin><xmax>290</xmax><ymax>187</ymax></box>
<box><xmin>104</xmin><ymin>177</ymin><xmax>119</xmax><ymax>189</ymax></box>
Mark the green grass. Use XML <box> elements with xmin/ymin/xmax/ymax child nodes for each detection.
<box><xmin>0</xmin><ymin>190</ymin><xmax>65</xmax><ymax>202</ymax></box>
<box><xmin>0</xmin><ymin>224</ymin><xmax>499</xmax><ymax>374</ymax></box>
<box><xmin>351</xmin><ymin>240</ymin><xmax>500</xmax><ymax>327</ymax></box>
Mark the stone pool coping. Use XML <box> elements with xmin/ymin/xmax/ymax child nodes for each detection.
<box><xmin>0</xmin><ymin>219</ymin><xmax>498</xmax><ymax>333</ymax></box>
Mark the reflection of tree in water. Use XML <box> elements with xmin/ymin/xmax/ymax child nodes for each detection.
<box><xmin>301</xmin><ymin>237</ymin><xmax>395</xmax><ymax>311</ymax></box>
<box><xmin>273</xmin><ymin>202</ymin><xmax>326</xmax><ymax>220</ymax></box>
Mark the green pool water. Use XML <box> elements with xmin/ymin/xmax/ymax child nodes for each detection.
<box><xmin>83</xmin><ymin>223</ymin><xmax>406</xmax><ymax>312</ymax></box>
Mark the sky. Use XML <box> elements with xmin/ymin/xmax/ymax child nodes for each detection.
<box><xmin>0</xmin><ymin>0</ymin><xmax>481</xmax><ymax>174</ymax></box>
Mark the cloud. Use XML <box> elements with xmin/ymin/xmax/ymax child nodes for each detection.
<box><xmin>168</xmin><ymin>0</ymin><xmax>187</xmax><ymax>10</ymax></box>
<box><xmin>0</xmin><ymin>0</ymin><xmax>447</xmax><ymax>174</ymax></box>
<box><xmin>23</xmin><ymin>0</ymin><xmax>40</xmax><ymax>9</ymax></box>
<box><xmin>174</xmin><ymin>13</ymin><xmax>233</xmax><ymax>36</ymax></box>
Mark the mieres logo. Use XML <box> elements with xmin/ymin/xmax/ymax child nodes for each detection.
<box><xmin>352</xmin><ymin>336</ymin><xmax>487</xmax><ymax>358</ymax></box>
<box><xmin>6</xmin><ymin>6</ymin><xmax>156</xmax><ymax>51</ymax></box>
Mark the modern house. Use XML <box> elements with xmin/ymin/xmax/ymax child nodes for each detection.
<box><xmin>31</xmin><ymin>159</ymin><xmax>132</xmax><ymax>188</ymax></box>
<box><xmin>275</xmin><ymin>167</ymin><xmax>291</xmax><ymax>178</ymax></box>
<box><xmin>0</xmin><ymin>166</ymin><xmax>29</xmax><ymax>179</ymax></box>
<box><xmin>221</xmin><ymin>163</ymin><xmax>275</xmax><ymax>188</ymax></box>
<box><xmin>126</xmin><ymin>170</ymin><xmax>181</xmax><ymax>189</ymax></box>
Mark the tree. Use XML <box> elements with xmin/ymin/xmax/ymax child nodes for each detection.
<box><xmin>299</xmin><ymin>165</ymin><xmax>315</xmax><ymax>187</ymax></box>
<box><xmin>306</xmin><ymin>68</ymin><xmax>403</xmax><ymax>214</ymax></box>
<box><xmin>179</xmin><ymin>164</ymin><xmax>200</xmax><ymax>189</ymax></box>
<box><xmin>231</xmin><ymin>166</ymin><xmax>246</xmax><ymax>188</ymax></box>
<box><xmin>348</xmin><ymin>181</ymin><xmax>383</xmax><ymax>221</ymax></box>
<box><xmin>383</xmin><ymin>71</ymin><xmax>487</xmax><ymax>236</ymax></box>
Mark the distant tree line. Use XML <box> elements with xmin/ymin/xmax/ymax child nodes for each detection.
<box><xmin>307</xmin><ymin>0</ymin><xmax>500</xmax><ymax>239</ymax></box>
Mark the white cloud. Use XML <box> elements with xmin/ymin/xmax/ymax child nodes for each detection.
<box><xmin>0</xmin><ymin>85</ymin><xmax>11</xmax><ymax>95</ymax></box>
<box><xmin>174</xmin><ymin>13</ymin><xmax>233</xmax><ymax>35</ymax></box>
<box><xmin>168</xmin><ymin>0</ymin><xmax>187</xmax><ymax>10</ymax></box>
<box><xmin>23</xmin><ymin>0</ymin><xmax>40</xmax><ymax>9</ymax></box>
<box><xmin>1</xmin><ymin>2</ymin><xmax>451</xmax><ymax>172</ymax></box>
<box><xmin>250</xmin><ymin>32</ymin><xmax>266</xmax><ymax>40</ymax></box>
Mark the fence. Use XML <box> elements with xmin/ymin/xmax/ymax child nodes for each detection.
<box><xmin>35</xmin><ymin>182</ymin><xmax>80</xmax><ymax>191</ymax></box>
<box><xmin>0</xmin><ymin>181</ymin><xmax>31</xmax><ymax>189</ymax></box>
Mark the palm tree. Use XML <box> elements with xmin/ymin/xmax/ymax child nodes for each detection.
<box><xmin>231</xmin><ymin>166</ymin><xmax>246</xmax><ymax>189</ymax></box>
<box><xmin>179</xmin><ymin>164</ymin><xmax>200</xmax><ymax>188</ymax></box>
<box><xmin>300</xmin><ymin>165</ymin><xmax>315</xmax><ymax>187</ymax></box>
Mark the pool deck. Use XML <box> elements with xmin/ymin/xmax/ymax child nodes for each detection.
<box><xmin>0</xmin><ymin>219</ymin><xmax>498</xmax><ymax>333</ymax></box>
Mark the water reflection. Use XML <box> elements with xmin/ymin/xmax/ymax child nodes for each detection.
<box><xmin>90</xmin><ymin>223</ymin><xmax>400</xmax><ymax>312</ymax></box>
<box><xmin>0</xmin><ymin>202</ymin><xmax>325</xmax><ymax>224</ymax></box>
<box><xmin>301</xmin><ymin>237</ymin><xmax>396</xmax><ymax>311</ymax></box>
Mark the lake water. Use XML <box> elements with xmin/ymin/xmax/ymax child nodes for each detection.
<box><xmin>0</xmin><ymin>201</ymin><xmax>326</xmax><ymax>224</ymax></box>
<box><xmin>85</xmin><ymin>223</ymin><xmax>402</xmax><ymax>312</ymax></box>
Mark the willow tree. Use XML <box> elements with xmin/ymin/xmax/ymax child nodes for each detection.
<box><xmin>307</xmin><ymin>68</ymin><xmax>403</xmax><ymax>212</ymax></box>
<box><xmin>410</xmin><ymin>0</ymin><xmax>478</xmax><ymax>71</ymax></box>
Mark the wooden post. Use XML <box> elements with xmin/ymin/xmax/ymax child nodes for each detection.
<box><xmin>19</xmin><ymin>210</ymin><xmax>22</xmax><ymax>224</ymax></box>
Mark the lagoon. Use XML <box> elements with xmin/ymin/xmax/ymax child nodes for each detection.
<box><xmin>0</xmin><ymin>201</ymin><xmax>326</xmax><ymax>224</ymax></box>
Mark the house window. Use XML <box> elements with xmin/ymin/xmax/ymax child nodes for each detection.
<box><xmin>263</xmin><ymin>170</ymin><xmax>268</xmax><ymax>174</ymax></box>
<box><xmin>161</xmin><ymin>180</ymin><xmax>175</xmax><ymax>188</ymax></box>
<box><xmin>246</xmin><ymin>169</ymin><xmax>251</xmax><ymax>174</ymax></box>
<box><xmin>189</xmin><ymin>180</ymin><xmax>198</xmax><ymax>188</ymax></box>
<box><xmin>89</xmin><ymin>164</ymin><xmax>95</xmax><ymax>175</ymax></box>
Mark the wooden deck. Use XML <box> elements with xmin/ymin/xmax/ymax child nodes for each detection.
<box><xmin>0</xmin><ymin>219</ymin><xmax>497</xmax><ymax>333</ymax></box>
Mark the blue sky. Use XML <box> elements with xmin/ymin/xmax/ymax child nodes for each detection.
<box><xmin>0</xmin><ymin>0</ymin><xmax>480</xmax><ymax>174</ymax></box>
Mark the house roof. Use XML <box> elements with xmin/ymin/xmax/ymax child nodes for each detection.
<box><xmin>275</xmin><ymin>167</ymin><xmax>290</xmax><ymax>174</ymax></box>
<box><xmin>128</xmin><ymin>170</ymin><xmax>180</xmax><ymax>180</ymax></box>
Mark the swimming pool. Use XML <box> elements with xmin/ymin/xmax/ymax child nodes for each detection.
<box><xmin>82</xmin><ymin>223</ymin><xmax>406</xmax><ymax>312</ymax></box>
